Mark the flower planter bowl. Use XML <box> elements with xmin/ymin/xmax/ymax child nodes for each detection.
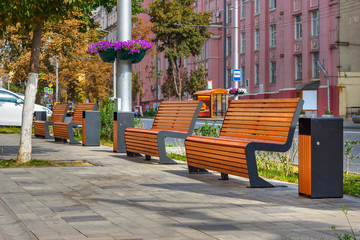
<box><xmin>98</xmin><ymin>49</ymin><xmax>116</xmax><ymax>63</ymax></box>
<box><xmin>116</xmin><ymin>49</ymin><xmax>147</xmax><ymax>63</ymax></box>
<box><xmin>352</xmin><ymin>115</ymin><xmax>360</xmax><ymax>124</ymax></box>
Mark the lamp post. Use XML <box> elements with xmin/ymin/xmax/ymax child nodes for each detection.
<box><xmin>98</xmin><ymin>28</ymin><xmax>117</xmax><ymax>99</ymax></box>
<box><xmin>55</xmin><ymin>58</ymin><xmax>59</xmax><ymax>103</ymax></box>
<box><xmin>233</xmin><ymin>0</ymin><xmax>239</xmax><ymax>100</ymax></box>
<box><xmin>116</xmin><ymin>0</ymin><xmax>132</xmax><ymax>112</ymax></box>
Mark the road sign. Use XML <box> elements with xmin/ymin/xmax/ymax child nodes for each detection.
<box><xmin>49</xmin><ymin>83</ymin><xmax>53</xmax><ymax>88</ymax></box>
<box><xmin>233</xmin><ymin>69</ymin><xmax>241</xmax><ymax>81</ymax></box>
<box><xmin>44</xmin><ymin>87</ymin><xmax>49</xmax><ymax>93</ymax></box>
<box><xmin>48</xmin><ymin>88</ymin><xmax>53</xmax><ymax>94</ymax></box>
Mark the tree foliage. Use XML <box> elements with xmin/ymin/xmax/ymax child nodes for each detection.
<box><xmin>184</xmin><ymin>63</ymin><xmax>207</xmax><ymax>97</ymax></box>
<box><xmin>148</xmin><ymin>0</ymin><xmax>211</xmax><ymax>100</ymax></box>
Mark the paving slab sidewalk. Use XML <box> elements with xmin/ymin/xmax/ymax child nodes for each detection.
<box><xmin>0</xmin><ymin>134</ymin><xmax>359</xmax><ymax>240</ymax></box>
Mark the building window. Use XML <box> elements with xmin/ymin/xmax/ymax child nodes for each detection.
<box><xmin>254</xmin><ymin>29</ymin><xmax>260</xmax><ymax>50</ymax></box>
<box><xmin>295</xmin><ymin>15</ymin><xmax>302</xmax><ymax>40</ymax></box>
<box><xmin>240</xmin><ymin>32</ymin><xmax>246</xmax><ymax>53</ymax></box>
<box><xmin>254</xmin><ymin>64</ymin><xmax>259</xmax><ymax>86</ymax></box>
<box><xmin>241</xmin><ymin>66</ymin><xmax>245</xmax><ymax>87</ymax></box>
<box><xmin>166</xmin><ymin>58</ymin><xmax>169</xmax><ymax>70</ymax></box>
<box><xmin>269</xmin><ymin>0</ymin><xmax>276</xmax><ymax>10</ymax></box>
<box><xmin>254</xmin><ymin>0</ymin><xmax>260</xmax><ymax>15</ymax></box>
<box><xmin>311</xmin><ymin>11</ymin><xmax>319</xmax><ymax>37</ymax></box>
<box><xmin>184</xmin><ymin>58</ymin><xmax>187</xmax><ymax>68</ymax></box>
<box><xmin>226</xmin><ymin>4</ymin><xmax>232</xmax><ymax>23</ymax></box>
<box><xmin>312</xmin><ymin>52</ymin><xmax>320</xmax><ymax>78</ymax></box>
<box><xmin>227</xmin><ymin>69</ymin><xmax>232</xmax><ymax>88</ymax></box>
<box><xmin>226</xmin><ymin>36</ymin><xmax>232</xmax><ymax>56</ymax></box>
<box><xmin>295</xmin><ymin>55</ymin><xmax>302</xmax><ymax>80</ymax></box>
<box><xmin>270</xmin><ymin>25</ymin><xmax>276</xmax><ymax>47</ymax></box>
<box><xmin>270</xmin><ymin>61</ymin><xmax>276</xmax><ymax>84</ymax></box>
<box><xmin>241</xmin><ymin>0</ymin><xmax>246</xmax><ymax>19</ymax></box>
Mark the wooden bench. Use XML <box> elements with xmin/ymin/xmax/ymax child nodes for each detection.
<box><xmin>34</xmin><ymin>104</ymin><xmax>69</xmax><ymax>139</ymax></box>
<box><xmin>125</xmin><ymin>101</ymin><xmax>202</xmax><ymax>164</ymax></box>
<box><xmin>53</xmin><ymin>103</ymin><xmax>97</xmax><ymax>144</ymax></box>
<box><xmin>185</xmin><ymin>98</ymin><xmax>304</xmax><ymax>188</ymax></box>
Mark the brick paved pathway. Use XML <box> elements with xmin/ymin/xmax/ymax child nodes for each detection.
<box><xmin>0</xmin><ymin>134</ymin><xmax>359</xmax><ymax>239</ymax></box>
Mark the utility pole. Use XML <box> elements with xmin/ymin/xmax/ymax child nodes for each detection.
<box><xmin>113</xmin><ymin>0</ymin><xmax>134</xmax><ymax>153</ymax></box>
<box><xmin>55</xmin><ymin>58</ymin><xmax>59</xmax><ymax>103</ymax></box>
<box><xmin>116</xmin><ymin>0</ymin><xmax>132</xmax><ymax>112</ymax></box>
<box><xmin>233</xmin><ymin>0</ymin><xmax>239</xmax><ymax>100</ymax></box>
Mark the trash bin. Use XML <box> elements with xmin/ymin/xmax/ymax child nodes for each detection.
<box><xmin>34</xmin><ymin>111</ymin><xmax>47</xmax><ymax>121</ymax></box>
<box><xmin>298</xmin><ymin>118</ymin><xmax>343</xmax><ymax>198</ymax></box>
<box><xmin>82</xmin><ymin>111</ymin><xmax>100</xmax><ymax>146</ymax></box>
<box><xmin>113</xmin><ymin>112</ymin><xmax>134</xmax><ymax>153</ymax></box>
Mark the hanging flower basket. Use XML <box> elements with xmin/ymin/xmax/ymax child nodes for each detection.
<box><xmin>89</xmin><ymin>39</ymin><xmax>152</xmax><ymax>64</ymax></box>
<box><xmin>116</xmin><ymin>49</ymin><xmax>147</xmax><ymax>63</ymax></box>
<box><xmin>114</xmin><ymin>40</ymin><xmax>152</xmax><ymax>64</ymax></box>
<box><xmin>98</xmin><ymin>48</ymin><xmax>116</xmax><ymax>63</ymax></box>
<box><xmin>88</xmin><ymin>41</ymin><xmax>116</xmax><ymax>63</ymax></box>
<box><xmin>227</xmin><ymin>88</ymin><xmax>247</xmax><ymax>96</ymax></box>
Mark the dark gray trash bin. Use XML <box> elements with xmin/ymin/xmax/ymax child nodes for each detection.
<box><xmin>82</xmin><ymin>111</ymin><xmax>100</xmax><ymax>146</ymax></box>
<box><xmin>34</xmin><ymin>111</ymin><xmax>47</xmax><ymax>121</ymax></box>
<box><xmin>298</xmin><ymin>118</ymin><xmax>343</xmax><ymax>198</ymax></box>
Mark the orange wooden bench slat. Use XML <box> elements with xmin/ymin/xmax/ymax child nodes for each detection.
<box><xmin>185</xmin><ymin>98</ymin><xmax>303</xmax><ymax>188</ymax></box>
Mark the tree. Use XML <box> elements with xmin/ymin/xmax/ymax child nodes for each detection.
<box><xmin>0</xmin><ymin>1</ymin><xmax>111</xmax><ymax>163</ymax></box>
<box><xmin>148</xmin><ymin>0</ymin><xmax>212</xmax><ymax>101</ymax></box>
<box><xmin>184</xmin><ymin>63</ymin><xmax>207</xmax><ymax>97</ymax></box>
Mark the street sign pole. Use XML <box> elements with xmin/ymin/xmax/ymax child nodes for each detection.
<box><xmin>233</xmin><ymin>0</ymin><xmax>239</xmax><ymax>100</ymax></box>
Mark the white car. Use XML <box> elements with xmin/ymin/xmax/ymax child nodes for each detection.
<box><xmin>0</xmin><ymin>88</ymin><xmax>52</xmax><ymax>126</ymax></box>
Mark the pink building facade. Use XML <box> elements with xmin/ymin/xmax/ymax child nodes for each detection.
<box><xmin>136</xmin><ymin>0</ymin><xmax>340</xmax><ymax>116</ymax></box>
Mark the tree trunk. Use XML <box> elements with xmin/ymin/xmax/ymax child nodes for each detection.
<box><xmin>17</xmin><ymin>23</ymin><xmax>42</xmax><ymax>163</ymax></box>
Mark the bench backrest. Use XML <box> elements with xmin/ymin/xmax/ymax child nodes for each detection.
<box><xmin>50</xmin><ymin>104</ymin><xmax>68</xmax><ymax>122</ymax></box>
<box><xmin>220</xmin><ymin>98</ymin><xmax>302</xmax><ymax>143</ymax></box>
<box><xmin>152</xmin><ymin>101</ymin><xmax>201</xmax><ymax>132</ymax></box>
<box><xmin>72</xmin><ymin>103</ymin><xmax>97</xmax><ymax>124</ymax></box>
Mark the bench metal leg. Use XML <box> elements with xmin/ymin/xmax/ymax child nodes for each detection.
<box><xmin>157</xmin><ymin>132</ymin><xmax>176</xmax><ymax>164</ymax></box>
<box><xmin>145</xmin><ymin>155</ymin><xmax>151</xmax><ymax>160</ymax></box>
<box><xmin>127</xmin><ymin>151</ymin><xmax>136</xmax><ymax>157</ymax></box>
<box><xmin>246</xmin><ymin>150</ymin><xmax>274</xmax><ymax>188</ymax></box>
<box><xmin>220</xmin><ymin>173</ymin><xmax>229</xmax><ymax>180</ymax></box>
<box><xmin>188</xmin><ymin>165</ymin><xmax>208</xmax><ymax>173</ymax></box>
<box><xmin>44</xmin><ymin>122</ymin><xmax>54</xmax><ymax>139</ymax></box>
<box><xmin>68</xmin><ymin>125</ymin><xmax>81</xmax><ymax>144</ymax></box>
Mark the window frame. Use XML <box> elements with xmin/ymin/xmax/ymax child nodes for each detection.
<box><xmin>294</xmin><ymin>15</ymin><xmax>302</xmax><ymax>40</ymax></box>
<box><xmin>240</xmin><ymin>32</ymin><xmax>246</xmax><ymax>53</ymax></box>
<box><xmin>240</xmin><ymin>0</ymin><xmax>246</xmax><ymax>19</ymax></box>
<box><xmin>226</xmin><ymin>36</ymin><xmax>232</xmax><ymax>56</ymax></box>
<box><xmin>270</xmin><ymin>24</ymin><xmax>276</xmax><ymax>47</ymax></box>
<box><xmin>269</xmin><ymin>0</ymin><xmax>276</xmax><ymax>10</ymax></box>
<box><xmin>254</xmin><ymin>64</ymin><xmax>259</xmax><ymax>86</ymax></box>
<box><xmin>254</xmin><ymin>29</ymin><xmax>260</xmax><ymax>51</ymax></box>
<box><xmin>311</xmin><ymin>11</ymin><xmax>319</xmax><ymax>37</ymax></box>
<box><xmin>312</xmin><ymin>52</ymin><xmax>320</xmax><ymax>79</ymax></box>
<box><xmin>270</xmin><ymin>61</ymin><xmax>276</xmax><ymax>84</ymax></box>
<box><xmin>254</xmin><ymin>0</ymin><xmax>260</xmax><ymax>15</ymax></box>
<box><xmin>295</xmin><ymin>55</ymin><xmax>302</xmax><ymax>80</ymax></box>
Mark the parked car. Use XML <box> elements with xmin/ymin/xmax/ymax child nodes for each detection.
<box><xmin>0</xmin><ymin>88</ymin><xmax>52</xmax><ymax>126</ymax></box>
